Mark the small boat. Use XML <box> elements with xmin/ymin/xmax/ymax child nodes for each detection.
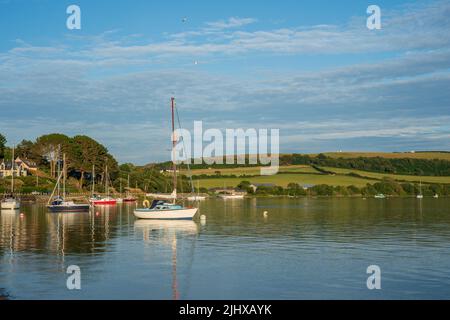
<box><xmin>91</xmin><ymin>195</ymin><xmax>117</xmax><ymax>206</ymax></box>
<box><xmin>1</xmin><ymin>146</ymin><xmax>20</xmax><ymax>210</ymax></box>
<box><xmin>48</xmin><ymin>197</ymin><xmax>90</xmax><ymax>213</ymax></box>
<box><xmin>1</xmin><ymin>196</ymin><xmax>20</xmax><ymax>210</ymax></box>
<box><xmin>417</xmin><ymin>181</ymin><xmax>424</xmax><ymax>199</ymax></box>
<box><xmin>219</xmin><ymin>193</ymin><xmax>245</xmax><ymax>200</ymax></box>
<box><xmin>89</xmin><ymin>165</ymin><xmax>117</xmax><ymax>206</ymax></box>
<box><xmin>134</xmin><ymin>97</ymin><xmax>198</xmax><ymax>220</ymax></box>
<box><xmin>434</xmin><ymin>194</ymin><xmax>439</xmax><ymax>199</ymax></box>
<box><xmin>123</xmin><ymin>175</ymin><xmax>137</xmax><ymax>202</ymax></box>
<box><xmin>374</xmin><ymin>194</ymin><xmax>386</xmax><ymax>199</ymax></box>
<box><xmin>187</xmin><ymin>181</ymin><xmax>206</xmax><ymax>201</ymax></box>
<box><xmin>187</xmin><ymin>195</ymin><xmax>206</xmax><ymax>201</ymax></box>
<box><xmin>47</xmin><ymin>153</ymin><xmax>90</xmax><ymax>213</ymax></box>
<box><xmin>123</xmin><ymin>196</ymin><xmax>137</xmax><ymax>203</ymax></box>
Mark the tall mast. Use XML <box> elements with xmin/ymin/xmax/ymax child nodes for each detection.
<box><xmin>105</xmin><ymin>165</ymin><xmax>109</xmax><ymax>196</ymax></box>
<box><xmin>91</xmin><ymin>164</ymin><xmax>95</xmax><ymax>196</ymax></box>
<box><xmin>171</xmin><ymin>97</ymin><xmax>177</xmax><ymax>203</ymax></box>
<box><xmin>11</xmin><ymin>145</ymin><xmax>15</xmax><ymax>194</ymax></box>
<box><xmin>56</xmin><ymin>146</ymin><xmax>61</xmax><ymax>198</ymax></box>
<box><xmin>63</xmin><ymin>153</ymin><xmax>66</xmax><ymax>201</ymax></box>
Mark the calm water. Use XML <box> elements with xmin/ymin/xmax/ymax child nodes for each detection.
<box><xmin>1</xmin><ymin>198</ymin><xmax>450</xmax><ymax>300</ymax></box>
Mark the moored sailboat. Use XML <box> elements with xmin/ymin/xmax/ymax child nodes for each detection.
<box><xmin>123</xmin><ymin>174</ymin><xmax>137</xmax><ymax>202</ymax></box>
<box><xmin>47</xmin><ymin>153</ymin><xmax>90</xmax><ymax>213</ymax></box>
<box><xmin>134</xmin><ymin>97</ymin><xmax>198</xmax><ymax>220</ymax></box>
<box><xmin>1</xmin><ymin>146</ymin><xmax>20</xmax><ymax>210</ymax></box>
<box><xmin>90</xmin><ymin>165</ymin><xmax>117</xmax><ymax>205</ymax></box>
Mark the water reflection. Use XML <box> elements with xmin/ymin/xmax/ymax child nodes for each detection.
<box><xmin>134</xmin><ymin>220</ymin><xmax>198</xmax><ymax>300</ymax></box>
<box><xmin>1</xmin><ymin>198</ymin><xmax>450</xmax><ymax>299</ymax></box>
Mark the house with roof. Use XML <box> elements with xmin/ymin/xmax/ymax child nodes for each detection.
<box><xmin>15</xmin><ymin>157</ymin><xmax>38</xmax><ymax>172</ymax></box>
<box><xmin>0</xmin><ymin>161</ymin><xmax>28</xmax><ymax>178</ymax></box>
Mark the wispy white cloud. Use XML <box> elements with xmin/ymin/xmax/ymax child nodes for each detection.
<box><xmin>205</xmin><ymin>17</ymin><xmax>257</xmax><ymax>30</ymax></box>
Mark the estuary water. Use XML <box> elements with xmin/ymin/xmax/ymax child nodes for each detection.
<box><xmin>1</xmin><ymin>198</ymin><xmax>450</xmax><ymax>300</ymax></box>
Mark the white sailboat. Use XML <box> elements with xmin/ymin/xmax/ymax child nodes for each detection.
<box><xmin>134</xmin><ymin>97</ymin><xmax>198</xmax><ymax>220</ymax></box>
<box><xmin>90</xmin><ymin>165</ymin><xmax>117</xmax><ymax>205</ymax></box>
<box><xmin>417</xmin><ymin>181</ymin><xmax>424</xmax><ymax>199</ymax></box>
<box><xmin>1</xmin><ymin>146</ymin><xmax>20</xmax><ymax>210</ymax></box>
<box><xmin>187</xmin><ymin>181</ymin><xmax>206</xmax><ymax>201</ymax></box>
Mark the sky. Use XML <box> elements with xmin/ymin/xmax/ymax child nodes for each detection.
<box><xmin>0</xmin><ymin>0</ymin><xmax>449</xmax><ymax>164</ymax></box>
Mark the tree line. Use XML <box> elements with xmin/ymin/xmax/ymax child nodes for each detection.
<box><xmin>237</xmin><ymin>179</ymin><xmax>450</xmax><ymax>197</ymax></box>
<box><xmin>280</xmin><ymin>154</ymin><xmax>450</xmax><ymax>176</ymax></box>
<box><xmin>0</xmin><ymin>133</ymin><xmax>191</xmax><ymax>193</ymax></box>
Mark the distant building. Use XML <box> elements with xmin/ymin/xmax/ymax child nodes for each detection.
<box><xmin>301</xmin><ymin>184</ymin><xmax>315</xmax><ymax>190</ymax></box>
<box><xmin>0</xmin><ymin>157</ymin><xmax>37</xmax><ymax>178</ymax></box>
<box><xmin>15</xmin><ymin>157</ymin><xmax>38</xmax><ymax>172</ymax></box>
<box><xmin>0</xmin><ymin>161</ymin><xmax>28</xmax><ymax>178</ymax></box>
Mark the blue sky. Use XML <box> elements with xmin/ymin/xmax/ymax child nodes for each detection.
<box><xmin>0</xmin><ymin>0</ymin><xmax>449</xmax><ymax>164</ymax></box>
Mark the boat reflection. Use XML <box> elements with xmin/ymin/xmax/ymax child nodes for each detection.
<box><xmin>134</xmin><ymin>219</ymin><xmax>199</xmax><ymax>300</ymax></box>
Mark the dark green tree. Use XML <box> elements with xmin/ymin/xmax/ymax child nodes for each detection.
<box><xmin>0</xmin><ymin>133</ymin><xmax>6</xmax><ymax>159</ymax></box>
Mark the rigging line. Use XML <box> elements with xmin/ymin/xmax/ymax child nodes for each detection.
<box><xmin>175</xmin><ymin>104</ymin><xmax>195</xmax><ymax>194</ymax></box>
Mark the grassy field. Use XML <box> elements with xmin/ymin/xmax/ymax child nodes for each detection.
<box><xmin>322</xmin><ymin>152</ymin><xmax>450</xmax><ymax>161</ymax></box>
<box><xmin>189</xmin><ymin>152</ymin><xmax>450</xmax><ymax>189</ymax></box>
<box><xmin>194</xmin><ymin>173</ymin><xmax>374</xmax><ymax>188</ymax></box>
<box><xmin>321</xmin><ymin>167</ymin><xmax>450</xmax><ymax>184</ymax></box>
<box><xmin>191</xmin><ymin>165</ymin><xmax>319</xmax><ymax>176</ymax></box>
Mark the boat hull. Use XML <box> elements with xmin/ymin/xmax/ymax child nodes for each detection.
<box><xmin>133</xmin><ymin>207</ymin><xmax>198</xmax><ymax>220</ymax></box>
<box><xmin>219</xmin><ymin>195</ymin><xmax>245</xmax><ymax>199</ymax></box>
<box><xmin>47</xmin><ymin>204</ymin><xmax>90</xmax><ymax>212</ymax></box>
<box><xmin>91</xmin><ymin>200</ymin><xmax>117</xmax><ymax>205</ymax></box>
<box><xmin>1</xmin><ymin>201</ymin><xmax>20</xmax><ymax>210</ymax></box>
<box><xmin>187</xmin><ymin>196</ymin><xmax>206</xmax><ymax>201</ymax></box>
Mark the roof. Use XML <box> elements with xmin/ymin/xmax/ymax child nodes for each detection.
<box><xmin>16</xmin><ymin>157</ymin><xmax>37</xmax><ymax>168</ymax></box>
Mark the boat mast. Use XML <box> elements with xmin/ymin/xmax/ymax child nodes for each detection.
<box><xmin>91</xmin><ymin>164</ymin><xmax>95</xmax><ymax>196</ymax></box>
<box><xmin>171</xmin><ymin>97</ymin><xmax>177</xmax><ymax>203</ymax></box>
<box><xmin>105</xmin><ymin>165</ymin><xmax>109</xmax><ymax>197</ymax></box>
<box><xmin>57</xmin><ymin>146</ymin><xmax>61</xmax><ymax>198</ymax></box>
<box><xmin>63</xmin><ymin>153</ymin><xmax>66</xmax><ymax>201</ymax></box>
<box><xmin>11</xmin><ymin>145</ymin><xmax>15</xmax><ymax>194</ymax></box>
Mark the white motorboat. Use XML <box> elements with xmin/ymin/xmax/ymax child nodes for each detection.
<box><xmin>187</xmin><ymin>195</ymin><xmax>206</xmax><ymax>201</ymax></box>
<box><xmin>219</xmin><ymin>193</ymin><xmax>245</xmax><ymax>200</ymax></box>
